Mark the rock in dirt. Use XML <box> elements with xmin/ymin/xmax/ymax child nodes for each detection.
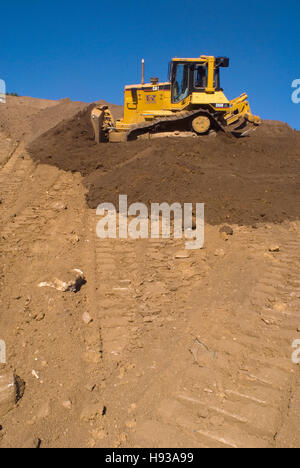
<box><xmin>273</xmin><ymin>302</ymin><xmax>287</xmax><ymax>312</ymax></box>
<box><xmin>31</xmin><ymin>370</ymin><xmax>40</xmax><ymax>380</ymax></box>
<box><xmin>51</xmin><ymin>202</ymin><xmax>67</xmax><ymax>211</ymax></box>
<box><xmin>82</xmin><ymin>312</ymin><xmax>93</xmax><ymax>324</ymax></box>
<box><xmin>214</xmin><ymin>248</ymin><xmax>225</xmax><ymax>257</ymax></box>
<box><xmin>38</xmin><ymin>268</ymin><xmax>86</xmax><ymax>293</ymax></box>
<box><xmin>80</xmin><ymin>402</ymin><xmax>105</xmax><ymax>422</ymax></box>
<box><xmin>197</xmin><ymin>407</ymin><xmax>209</xmax><ymax>419</ymax></box>
<box><xmin>219</xmin><ymin>225</ymin><xmax>234</xmax><ymax>236</ymax></box>
<box><xmin>62</xmin><ymin>400</ymin><xmax>72</xmax><ymax>410</ymax></box>
<box><xmin>0</xmin><ymin>373</ymin><xmax>18</xmax><ymax>417</ymax></box>
<box><xmin>269</xmin><ymin>245</ymin><xmax>280</xmax><ymax>252</ymax></box>
<box><xmin>21</xmin><ymin>437</ymin><xmax>41</xmax><ymax>449</ymax></box>
<box><xmin>175</xmin><ymin>251</ymin><xmax>191</xmax><ymax>259</ymax></box>
<box><xmin>68</xmin><ymin>233</ymin><xmax>80</xmax><ymax>245</ymax></box>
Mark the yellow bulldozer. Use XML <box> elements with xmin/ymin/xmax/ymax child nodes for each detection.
<box><xmin>91</xmin><ymin>55</ymin><xmax>261</xmax><ymax>143</ymax></box>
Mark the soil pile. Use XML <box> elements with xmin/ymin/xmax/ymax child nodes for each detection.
<box><xmin>27</xmin><ymin>106</ymin><xmax>300</xmax><ymax>226</ymax></box>
<box><xmin>0</xmin><ymin>96</ymin><xmax>93</xmax><ymax>143</ymax></box>
<box><xmin>253</xmin><ymin>120</ymin><xmax>296</xmax><ymax>137</ymax></box>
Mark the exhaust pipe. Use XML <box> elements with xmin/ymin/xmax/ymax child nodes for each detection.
<box><xmin>141</xmin><ymin>58</ymin><xmax>145</xmax><ymax>85</ymax></box>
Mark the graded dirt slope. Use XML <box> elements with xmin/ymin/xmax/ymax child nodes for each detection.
<box><xmin>0</xmin><ymin>96</ymin><xmax>85</xmax><ymax>141</ymax></box>
<box><xmin>0</xmin><ymin>98</ymin><xmax>300</xmax><ymax>448</ymax></box>
<box><xmin>0</xmin><ymin>95</ymin><xmax>89</xmax><ymax>167</ymax></box>
<box><xmin>0</xmin><ymin>95</ymin><xmax>123</xmax><ymax>167</ymax></box>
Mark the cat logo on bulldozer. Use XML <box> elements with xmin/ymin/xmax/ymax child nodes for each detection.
<box><xmin>146</xmin><ymin>95</ymin><xmax>156</xmax><ymax>103</ymax></box>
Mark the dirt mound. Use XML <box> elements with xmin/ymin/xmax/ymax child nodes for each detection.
<box><xmin>95</xmin><ymin>100</ymin><xmax>123</xmax><ymax>121</ymax></box>
<box><xmin>0</xmin><ymin>95</ymin><xmax>95</xmax><ymax>144</ymax></box>
<box><xmin>29</xmin><ymin>98</ymin><xmax>123</xmax><ymax>144</ymax></box>
<box><xmin>27</xmin><ymin>104</ymin><xmax>129</xmax><ymax>173</ymax></box>
<box><xmin>27</xmin><ymin>106</ymin><xmax>300</xmax><ymax>226</ymax></box>
<box><xmin>0</xmin><ymin>96</ymin><xmax>56</xmax><ymax>142</ymax></box>
<box><xmin>254</xmin><ymin>120</ymin><xmax>295</xmax><ymax>137</ymax></box>
<box><xmin>28</xmin><ymin>98</ymin><xmax>89</xmax><ymax>143</ymax></box>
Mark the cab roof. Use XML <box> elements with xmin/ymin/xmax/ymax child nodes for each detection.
<box><xmin>172</xmin><ymin>56</ymin><xmax>229</xmax><ymax>67</ymax></box>
<box><xmin>172</xmin><ymin>57</ymin><xmax>213</xmax><ymax>62</ymax></box>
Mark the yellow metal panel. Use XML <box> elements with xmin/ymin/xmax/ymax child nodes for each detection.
<box><xmin>172</xmin><ymin>57</ymin><xmax>208</xmax><ymax>62</ymax></box>
<box><xmin>206</xmin><ymin>56</ymin><xmax>215</xmax><ymax>94</ymax></box>
<box><xmin>142</xmin><ymin>110</ymin><xmax>173</xmax><ymax>117</ymax></box>
<box><xmin>125</xmin><ymin>82</ymin><xmax>170</xmax><ymax>90</ymax></box>
<box><xmin>170</xmin><ymin>94</ymin><xmax>192</xmax><ymax>110</ymax></box>
<box><xmin>191</xmin><ymin>91</ymin><xmax>229</xmax><ymax>105</ymax></box>
<box><xmin>123</xmin><ymin>86</ymin><xmax>173</xmax><ymax>125</ymax></box>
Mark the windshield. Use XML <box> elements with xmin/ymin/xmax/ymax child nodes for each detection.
<box><xmin>172</xmin><ymin>63</ymin><xmax>189</xmax><ymax>103</ymax></box>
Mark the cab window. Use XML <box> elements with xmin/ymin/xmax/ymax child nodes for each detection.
<box><xmin>172</xmin><ymin>64</ymin><xmax>189</xmax><ymax>103</ymax></box>
<box><xmin>194</xmin><ymin>64</ymin><xmax>220</xmax><ymax>89</ymax></box>
<box><xmin>195</xmin><ymin>65</ymin><xmax>208</xmax><ymax>88</ymax></box>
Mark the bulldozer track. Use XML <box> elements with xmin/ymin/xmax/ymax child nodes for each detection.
<box><xmin>125</xmin><ymin>108</ymin><xmax>255</xmax><ymax>140</ymax></box>
<box><xmin>126</xmin><ymin>109</ymin><xmax>223</xmax><ymax>140</ymax></box>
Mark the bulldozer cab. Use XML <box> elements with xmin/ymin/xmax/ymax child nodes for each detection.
<box><xmin>170</xmin><ymin>57</ymin><xmax>229</xmax><ymax>103</ymax></box>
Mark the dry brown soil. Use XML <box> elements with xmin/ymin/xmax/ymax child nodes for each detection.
<box><xmin>0</xmin><ymin>96</ymin><xmax>299</xmax><ymax>448</ymax></box>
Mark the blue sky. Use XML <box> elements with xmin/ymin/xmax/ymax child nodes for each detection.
<box><xmin>1</xmin><ymin>0</ymin><xmax>299</xmax><ymax>128</ymax></box>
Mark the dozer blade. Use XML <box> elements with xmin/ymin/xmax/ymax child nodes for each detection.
<box><xmin>229</xmin><ymin>115</ymin><xmax>261</xmax><ymax>137</ymax></box>
<box><xmin>91</xmin><ymin>106</ymin><xmax>105</xmax><ymax>144</ymax></box>
<box><xmin>91</xmin><ymin>105</ymin><xmax>115</xmax><ymax>143</ymax></box>
<box><xmin>224</xmin><ymin>94</ymin><xmax>261</xmax><ymax>137</ymax></box>
<box><xmin>231</xmin><ymin>119</ymin><xmax>258</xmax><ymax>137</ymax></box>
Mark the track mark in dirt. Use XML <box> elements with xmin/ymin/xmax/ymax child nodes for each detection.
<box><xmin>94</xmin><ymin>223</ymin><xmax>300</xmax><ymax>449</ymax></box>
<box><xmin>1</xmin><ymin>96</ymin><xmax>300</xmax><ymax>447</ymax></box>
<box><xmin>0</xmin><ymin>133</ymin><xmax>20</xmax><ymax>169</ymax></box>
<box><xmin>0</xmin><ymin>144</ymin><xmax>63</xmax><ymax>231</ymax></box>
<box><xmin>84</xmin><ymin>211</ymin><xmax>203</xmax><ymax>374</ymax></box>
